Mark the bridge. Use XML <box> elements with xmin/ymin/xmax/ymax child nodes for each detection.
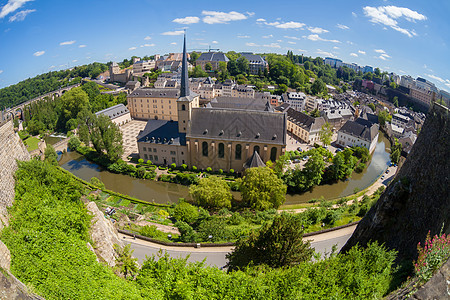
<box><xmin>1</xmin><ymin>83</ymin><xmax>81</xmax><ymax>121</ymax></box>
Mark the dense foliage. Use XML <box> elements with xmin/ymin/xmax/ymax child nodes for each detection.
<box><xmin>1</xmin><ymin>160</ymin><xmax>142</xmax><ymax>299</ymax></box>
<box><xmin>0</xmin><ymin>62</ymin><xmax>108</xmax><ymax>109</ymax></box>
<box><xmin>189</xmin><ymin>176</ymin><xmax>233</xmax><ymax>209</ymax></box>
<box><xmin>414</xmin><ymin>231</ymin><xmax>450</xmax><ymax>282</ymax></box>
<box><xmin>227</xmin><ymin>214</ymin><xmax>314</xmax><ymax>270</ymax></box>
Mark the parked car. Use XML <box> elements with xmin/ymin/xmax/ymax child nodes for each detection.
<box><xmin>297</xmin><ymin>147</ymin><xmax>303</xmax><ymax>152</ymax></box>
<box><xmin>293</xmin><ymin>159</ymin><xmax>301</xmax><ymax>163</ymax></box>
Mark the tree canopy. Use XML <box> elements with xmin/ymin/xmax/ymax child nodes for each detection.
<box><xmin>190</xmin><ymin>176</ymin><xmax>233</xmax><ymax>209</ymax></box>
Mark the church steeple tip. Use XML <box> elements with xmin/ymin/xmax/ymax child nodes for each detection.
<box><xmin>180</xmin><ymin>31</ymin><xmax>190</xmax><ymax>97</ymax></box>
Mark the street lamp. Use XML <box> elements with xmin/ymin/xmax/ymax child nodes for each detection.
<box><xmin>208</xmin><ymin>235</ymin><xmax>213</xmax><ymax>242</ymax></box>
<box><xmin>168</xmin><ymin>234</ymin><xmax>172</xmax><ymax>240</ymax></box>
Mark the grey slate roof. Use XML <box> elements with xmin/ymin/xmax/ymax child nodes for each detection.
<box><xmin>286</xmin><ymin>108</ymin><xmax>325</xmax><ymax>132</ymax></box>
<box><xmin>128</xmin><ymin>88</ymin><xmax>180</xmax><ymax>98</ymax></box>
<box><xmin>274</xmin><ymin>103</ymin><xmax>290</xmax><ymax>113</ymax></box>
<box><xmin>207</xmin><ymin>96</ymin><xmax>273</xmax><ymax>111</ymax></box>
<box><xmin>339</xmin><ymin>118</ymin><xmax>379</xmax><ymax>142</ymax></box>
<box><xmin>137</xmin><ymin>120</ymin><xmax>186</xmax><ymax>146</ymax></box>
<box><xmin>244</xmin><ymin>151</ymin><xmax>266</xmax><ymax>169</ymax></box>
<box><xmin>95</xmin><ymin>104</ymin><xmax>129</xmax><ymax>120</ymax></box>
<box><xmin>240</xmin><ymin>53</ymin><xmax>266</xmax><ymax>64</ymax></box>
<box><xmin>188</xmin><ymin>108</ymin><xmax>286</xmax><ymax>145</ymax></box>
<box><xmin>197</xmin><ymin>52</ymin><xmax>229</xmax><ymax>62</ymax></box>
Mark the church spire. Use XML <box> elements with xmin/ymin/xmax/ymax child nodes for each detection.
<box><xmin>180</xmin><ymin>31</ymin><xmax>190</xmax><ymax>97</ymax></box>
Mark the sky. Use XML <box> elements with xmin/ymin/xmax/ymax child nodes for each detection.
<box><xmin>0</xmin><ymin>0</ymin><xmax>449</xmax><ymax>92</ymax></box>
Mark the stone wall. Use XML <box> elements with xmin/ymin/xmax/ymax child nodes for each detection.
<box><xmin>341</xmin><ymin>103</ymin><xmax>449</xmax><ymax>261</ymax></box>
<box><xmin>0</xmin><ymin>120</ymin><xmax>30</xmax><ymax>229</ymax></box>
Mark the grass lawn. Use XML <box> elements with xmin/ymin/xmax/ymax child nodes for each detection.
<box><xmin>24</xmin><ymin>136</ymin><xmax>40</xmax><ymax>151</ymax></box>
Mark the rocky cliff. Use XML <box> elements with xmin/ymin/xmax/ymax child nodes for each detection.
<box><xmin>341</xmin><ymin>103</ymin><xmax>449</xmax><ymax>261</ymax></box>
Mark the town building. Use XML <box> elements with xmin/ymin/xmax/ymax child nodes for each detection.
<box><xmin>136</xmin><ymin>34</ymin><xmax>286</xmax><ymax>172</ymax></box>
<box><xmin>109</xmin><ymin>62</ymin><xmax>133</xmax><ymax>84</ymax></box>
<box><xmin>282</xmin><ymin>92</ymin><xmax>306</xmax><ymax>111</ymax></box>
<box><xmin>95</xmin><ymin>104</ymin><xmax>131</xmax><ymax>126</ymax></box>
<box><xmin>133</xmin><ymin>60</ymin><xmax>156</xmax><ymax>75</ymax></box>
<box><xmin>409</xmin><ymin>88</ymin><xmax>435</xmax><ymax>107</ymax></box>
<box><xmin>286</xmin><ymin>108</ymin><xmax>325</xmax><ymax>144</ymax></box>
<box><xmin>337</xmin><ymin>118</ymin><xmax>379</xmax><ymax>153</ymax></box>
<box><xmin>240</xmin><ymin>53</ymin><xmax>268</xmax><ymax>75</ymax></box>
<box><xmin>196</xmin><ymin>52</ymin><xmax>229</xmax><ymax>71</ymax></box>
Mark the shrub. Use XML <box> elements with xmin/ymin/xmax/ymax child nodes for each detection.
<box><xmin>173</xmin><ymin>173</ymin><xmax>199</xmax><ymax>185</ymax></box>
<box><xmin>229</xmin><ymin>169</ymin><xmax>234</xmax><ymax>174</ymax></box>
<box><xmin>138</xmin><ymin>158</ymin><xmax>144</xmax><ymax>165</ymax></box>
<box><xmin>190</xmin><ymin>176</ymin><xmax>233</xmax><ymax>209</ymax></box>
<box><xmin>197</xmin><ymin>218</ymin><xmax>231</xmax><ymax>242</ymax></box>
<box><xmin>173</xmin><ymin>201</ymin><xmax>199</xmax><ymax>224</ymax></box>
<box><xmin>140</xmin><ymin>225</ymin><xmax>167</xmax><ymax>240</ymax></box>
<box><xmin>175</xmin><ymin>221</ymin><xmax>198</xmax><ymax>243</ymax></box>
<box><xmin>192</xmin><ymin>166</ymin><xmax>197</xmax><ymax>171</ymax></box>
<box><xmin>68</xmin><ymin>136</ymin><xmax>81</xmax><ymax>151</ymax></box>
<box><xmin>206</xmin><ymin>167</ymin><xmax>212</xmax><ymax>173</ymax></box>
<box><xmin>89</xmin><ymin>177</ymin><xmax>105</xmax><ymax>189</ymax></box>
<box><xmin>218</xmin><ymin>169</ymin><xmax>223</xmax><ymax>174</ymax></box>
<box><xmin>146</xmin><ymin>160</ymin><xmax>152</xmax><ymax>165</ymax></box>
<box><xmin>355</xmin><ymin>162</ymin><xmax>366</xmax><ymax>173</ymax></box>
<box><xmin>414</xmin><ymin>230</ymin><xmax>450</xmax><ymax>282</ymax></box>
<box><xmin>181</xmin><ymin>164</ymin><xmax>187</xmax><ymax>170</ymax></box>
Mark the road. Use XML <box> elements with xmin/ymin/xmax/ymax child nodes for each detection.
<box><xmin>121</xmin><ymin>224</ymin><xmax>356</xmax><ymax>268</ymax></box>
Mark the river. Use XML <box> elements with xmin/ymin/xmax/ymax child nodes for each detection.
<box><xmin>59</xmin><ymin>132</ymin><xmax>391</xmax><ymax>205</ymax></box>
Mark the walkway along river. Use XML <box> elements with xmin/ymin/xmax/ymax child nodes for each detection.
<box><xmin>59</xmin><ymin>131</ymin><xmax>391</xmax><ymax>205</ymax></box>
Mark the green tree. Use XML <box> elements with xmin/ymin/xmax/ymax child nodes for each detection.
<box><xmin>190</xmin><ymin>176</ymin><xmax>232</xmax><ymax>209</ymax></box>
<box><xmin>113</xmin><ymin>244</ymin><xmax>138</xmax><ymax>279</ymax></box>
<box><xmin>303</xmin><ymin>150</ymin><xmax>326</xmax><ymax>188</ymax></box>
<box><xmin>393</xmin><ymin>96</ymin><xmax>399</xmax><ymax>107</ymax></box>
<box><xmin>378</xmin><ymin>110</ymin><xmax>392</xmax><ymax>126</ymax></box>
<box><xmin>60</xmin><ymin>87</ymin><xmax>89</xmax><ymax>123</ymax></box>
<box><xmin>44</xmin><ymin>144</ymin><xmax>58</xmax><ymax>165</ymax></box>
<box><xmin>236</xmin><ymin>56</ymin><xmax>249</xmax><ymax>74</ymax></box>
<box><xmin>241</xmin><ymin>167</ymin><xmax>287</xmax><ymax>210</ymax></box>
<box><xmin>368</xmin><ymin>103</ymin><xmax>376</xmax><ymax>112</ymax></box>
<box><xmin>173</xmin><ymin>201</ymin><xmax>199</xmax><ymax>224</ymax></box>
<box><xmin>311</xmin><ymin>78</ymin><xmax>327</xmax><ymax>95</ymax></box>
<box><xmin>68</xmin><ymin>136</ymin><xmax>81</xmax><ymax>151</ymax></box>
<box><xmin>319</xmin><ymin>122</ymin><xmax>333</xmax><ymax>146</ymax></box>
<box><xmin>226</xmin><ymin>214</ymin><xmax>314</xmax><ymax>270</ymax></box>
<box><xmin>310</xmin><ymin>108</ymin><xmax>320</xmax><ymax>118</ymax></box>
<box><xmin>205</xmin><ymin>62</ymin><xmax>213</xmax><ymax>71</ymax></box>
<box><xmin>188</xmin><ymin>51</ymin><xmax>200</xmax><ymax>64</ymax></box>
<box><xmin>90</xmin><ymin>114</ymin><xmax>124</xmax><ymax>162</ymax></box>
<box><xmin>390</xmin><ymin>138</ymin><xmax>402</xmax><ymax>164</ymax></box>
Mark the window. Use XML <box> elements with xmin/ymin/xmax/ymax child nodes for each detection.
<box><xmin>144</xmin><ymin>154</ymin><xmax>148</xmax><ymax>160</ymax></box>
<box><xmin>170</xmin><ymin>151</ymin><xmax>176</xmax><ymax>155</ymax></box>
<box><xmin>218</xmin><ymin>143</ymin><xmax>224</xmax><ymax>158</ymax></box>
<box><xmin>153</xmin><ymin>148</ymin><xmax>157</xmax><ymax>152</ymax></box>
<box><xmin>270</xmin><ymin>147</ymin><xmax>277</xmax><ymax>162</ymax></box>
<box><xmin>143</xmin><ymin>147</ymin><xmax>147</xmax><ymax>151</ymax></box>
<box><xmin>154</xmin><ymin>156</ymin><xmax>158</xmax><ymax>161</ymax></box>
<box><xmin>182</xmin><ymin>104</ymin><xmax>186</xmax><ymax>111</ymax></box>
<box><xmin>235</xmin><ymin>144</ymin><xmax>242</xmax><ymax>160</ymax></box>
<box><xmin>254</xmin><ymin>145</ymin><xmax>260</xmax><ymax>155</ymax></box>
<box><xmin>148</xmin><ymin>148</ymin><xmax>152</xmax><ymax>152</ymax></box>
<box><xmin>172</xmin><ymin>157</ymin><xmax>176</xmax><ymax>163</ymax></box>
<box><xmin>202</xmin><ymin>142</ymin><xmax>208</xmax><ymax>157</ymax></box>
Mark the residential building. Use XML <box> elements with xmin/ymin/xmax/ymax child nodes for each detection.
<box><xmin>196</xmin><ymin>52</ymin><xmax>229</xmax><ymax>71</ymax></box>
<box><xmin>222</xmin><ymin>79</ymin><xmax>235</xmax><ymax>97</ymax></box>
<box><xmin>231</xmin><ymin>85</ymin><xmax>255</xmax><ymax>98</ymax></box>
<box><xmin>95</xmin><ymin>104</ymin><xmax>131</xmax><ymax>126</ymax></box>
<box><xmin>282</xmin><ymin>92</ymin><xmax>306</xmax><ymax>111</ymax></box>
<box><xmin>321</xmin><ymin>108</ymin><xmax>353</xmax><ymax>130</ymax></box>
<box><xmin>410</xmin><ymin>88</ymin><xmax>435</xmax><ymax>107</ymax></box>
<box><xmin>125</xmin><ymin>80</ymin><xmax>141</xmax><ymax>92</ymax></box>
<box><xmin>286</xmin><ymin>108</ymin><xmax>325</xmax><ymax>144</ymax></box>
<box><xmin>400</xmin><ymin>75</ymin><xmax>415</xmax><ymax>89</ymax></box>
<box><xmin>240</xmin><ymin>52</ymin><xmax>268</xmax><ymax>75</ymax></box>
<box><xmin>337</xmin><ymin>118</ymin><xmax>379</xmax><ymax>153</ymax></box>
<box><xmin>392</xmin><ymin>113</ymin><xmax>413</xmax><ymax>129</ymax></box>
<box><xmin>133</xmin><ymin>60</ymin><xmax>156</xmax><ymax>75</ymax></box>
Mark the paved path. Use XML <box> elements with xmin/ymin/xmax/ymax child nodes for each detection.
<box><xmin>121</xmin><ymin>224</ymin><xmax>356</xmax><ymax>268</ymax></box>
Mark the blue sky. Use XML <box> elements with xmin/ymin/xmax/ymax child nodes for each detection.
<box><xmin>0</xmin><ymin>0</ymin><xmax>449</xmax><ymax>92</ymax></box>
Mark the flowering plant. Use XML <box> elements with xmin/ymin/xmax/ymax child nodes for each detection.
<box><xmin>414</xmin><ymin>229</ymin><xmax>450</xmax><ymax>282</ymax></box>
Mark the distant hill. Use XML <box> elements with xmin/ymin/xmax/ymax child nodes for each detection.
<box><xmin>0</xmin><ymin>62</ymin><xmax>108</xmax><ymax>110</ymax></box>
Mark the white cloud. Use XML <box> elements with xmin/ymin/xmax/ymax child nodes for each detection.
<box><xmin>333</xmin><ymin>46</ymin><xmax>339</xmax><ymax>49</ymax></box>
<box><xmin>144</xmin><ymin>36</ymin><xmax>152</xmax><ymax>40</ymax></box>
<box><xmin>316</xmin><ymin>49</ymin><xmax>335</xmax><ymax>57</ymax></box>
<box><xmin>297</xmin><ymin>49</ymin><xmax>307</xmax><ymax>53</ymax></box>
<box><xmin>284</xmin><ymin>36</ymin><xmax>301</xmax><ymax>40</ymax></box>
<box><xmin>60</xmin><ymin>40</ymin><xmax>75</xmax><ymax>46</ymax></box>
<box><xmin>363</xmin><ymin>5</ymin><xmax>426</xmax><ymax>37</ymax></box>
<box><xmin>33</xmin><ymin>50</ymin><xmax>45</xmax><ymax>57</ymax></box>
<box><xmin>352</xmin><ymin>12</ymin><xmax>357</xmax><ymax>17</ymax></box>
<box><xmin>0</xmin><ymin>70</ymin><xmax>3</xmax><ymax>74</ymax></box>
<box><xmin>72</xmin><ymin>59</ymin><xmax>78</xmax><ymax>62</ymax></box>
<box><xmin>173</xmin><ymin>16</ymin><xmax>200</xmax><ymax>24</ymax></box>
<box><xmin>49</xmin><ymin>65</ymin><xmax>55</xmax><ymax>70</ymax></box>
<box><xmin>0</xmin><ymin>0</ymin><xmax>33</xmax><ymax>19</ymax></box>
<box><xmin>358</xmin><ymin>50</ymin><xmax>366</xmax><ymax>55</ymax></box>
<box><xmin>381</xmin><ymin>53</ymin><xmax>390</xmax><ymax>58</ymax></box>
<box><xmin>425</xmin><ymin>74</ymin><xmax>445</xmax><ymax>83</ymax></box>
<box><xmin>379</xmin><ymin>55</ymin><xmax>387</xmax><ymax>61</ymax></box>
<box><xmin>170</xmin><ymin>42</ymin><xmax>177</xmax><ymax>45</ymax></box>
<box><xmin>263</xmin><ymin>43</ymin><xmax>281</xmax><ymax>48</ymax></box>
<box><xmin>287</xmin><ymin>41</ymin><xmax>296</xmax><ymax>45</ymax></box>
<box><xmin>202</xmin><ymin>10</ymin><xmax>247</xmax><ymax>24</ymax></box>
<box><xmin>337</xmin><ymin>24</ymin><xmax>349</xmax><ymax>30</ymax></box>
<box><xmin>141</xmin><ymin>43</ymin><xmax>155</xmax><ymax>47</ymax></box>
<box><xmin>212</xmin><ymin>41</ymin><xmax>218</xmax><ymax>44</ymax></box>
<box><xmin>262</xmin><ymin>34</ymin><xmax>273</xmax><ymax>38</ymax></box>
<box><xmin>8</xmin><ymin>8</ymin><xmax>34</xmax><ymax>22</ymax></box>
<box><xmin>161</xmin><ymin>30</ymin><xmax>184</xmax><ymax>36</ymax></box>
<box><xmin>374</xmin><ymin>49</ymin><xmax>386</xmax><ymax>54</ymax></box>
<box><xmin>306</xmin><ymin>34</ymin><xmax>340</xmax><ymax>43</ymax></box>
<box><xmin>245</xmin><ymin>42</ymin><xmax>259</xmax><ymax>47</ymax></box>
<box><xmin>350</xmin><ymin>53</ymin><xmax>358</xmax><ymax>57</ymax></box>
<box><xmin>128</xmin><ymin>47</ymin><xmax>137</xmax><ymax>50</ymax></box>
<box><xmin>79</xmin><ymin>44</ymin><xmax>86</xmax><ymax>48</ymax></box>
<box><xmin>273</xmin><ymin>21</ymin><xmax>305</xmax><ymax>29</ymax></box>
<box><xmin>237</xmin><ymin>35</ymin><xmax>250</xmax><ymax>38</ymax></box>
<box><xmin>256</xmin><ymin>18</ymin><xmax>266</xmax><ymax>22</ymax></box>
<box><xmin>308</xmin><ymin>27</ymin><xmax>328</xmax><ymax>34</ymax></box>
